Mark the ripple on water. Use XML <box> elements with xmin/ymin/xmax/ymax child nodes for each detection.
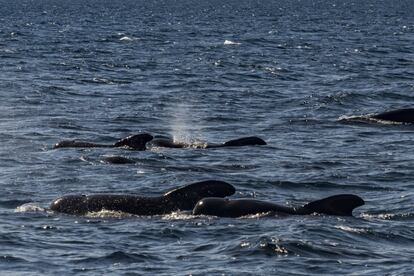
<box><xmin>72</xmin><ymin>250</ymin><xmax>162</xmax><ymax>265</ymax></box>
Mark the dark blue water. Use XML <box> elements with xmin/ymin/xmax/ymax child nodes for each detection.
<box><xmin>1</xmin><ymin>0</ymin><xmax>413</xmax><ymax>274</ymax></box>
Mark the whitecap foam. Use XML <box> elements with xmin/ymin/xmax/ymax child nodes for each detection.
<box><xmin>85</xmin><ymin>209</ymin><xmax>133</xmax><ymax>218</ymax></box>
<box><xmin>338</xmin><ymin>114</ymin><xmax>403</xmax><ymax>125</ymax></box>
<box><xmin>360</xmin><ymin>212</ymin><xmax>412</xmax><ymax>220</ymax></box>
<box><xmin>162</xmin><ymin>211</ymin><xmax>196</xmax><ymax>220</ymax></box>
<box><xmin>224</xmin><ymin>40</ymin><xmax>241</xmax><ymax>45</ymax></box>
<box><xmin>335</xmin><ymin>225</ymin><xmax>367</xmax><ymax>233</ymax></box>
<box><xmin>15</xmin><ymin>203</ymin><xmax>45</xmax><ymax>213</ymax></box>
<box><xmin>119</xmin><ymin>36</ymin><xmax>134</xmax><ymax>41</ymax></box>
<box><xmin>240</xmin><ymin>211</ymin><xmax>275</xmax><ymax>219</ymax></box>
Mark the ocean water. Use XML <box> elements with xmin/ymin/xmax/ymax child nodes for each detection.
<box><xmin>1</xmin><ymin>0</ymin><xmax>413</xmax><ymax>274</ymax></box>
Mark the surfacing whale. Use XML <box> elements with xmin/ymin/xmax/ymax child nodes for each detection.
<box><xmin>340</xmin><ymin>108</ymin><xmax>414</xmax><ymax>124</ymax></box>
<box><xmin>102</xmin><ymin>156</ymin><xmax>137</xmax><ymax>164</ymax></box>
<box><xmin>370</xmin><ymin>108</ymin><xmax>414</xmax><ymax>124</ymax></box>
<box><xmin>54</xmin><ymin>133</ymin><xmax>154</xmax><ymax>150</ymax></box>
<box><xmin>54</xmin><ymin>134</ymin><xmax>266</xmax><ymax>150</ymax></box>
<box><xmin>50</xmin><ymin>180</ymin><xmax>235</xmax><ymax>216</ymax></box>
<box><xmin>150</xmin><ymin>136</ymin><xmax>266</xmax><ymax>149</ymax></box>
<box><xmin>192</xmin><ymin>194</ymin><xmax>364</xmax><ymax>217</ymax></box>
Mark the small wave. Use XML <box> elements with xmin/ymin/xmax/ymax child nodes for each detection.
<box><xmin>258</xmin><ymin>240</ymin><xmax>289</xmax><ymax>255</ymax></box>
<box><xmin>1</xmin><ymin>48</ymin><xmax>17</xmax><ymax>54</ymax></box>
<box><xmin>338</xmin><ymin>114</ymin><xmax>404</xmax><ymax>125</ymax></box>
<box><xmin>0</xmin><ymin>199</ymin><xmax>32</xmax><ymax>209</ymax></box>
<box><xmin>1</xmin><ymin>255</ymin><xmax>27</xmax><ymax>263</ymax></box>
<box><xmin>119</xmin><ymin>36</ymin><xmax>136</xmax><ymax>41</ymax></box>
<box><xmin>101</xmin><ymin>155</ymin><xmax>136</xmax><ymax>164</ymax></box>
<box><xmin>264</xmin><ymin>179</ymin><xmax>389</xmax><ymax>191</ymax></box>
<box><xmin>162</xmin><ymin>211</ymin><xmax>196</xmax><ymax>220</ymax></box>
<box><xmin>73</xmin><ymin>250</ymin><xmax>160</xmax><ymax>264</ymax></box>
<box><xmin>337</xmin><ymin>221</ymin><xmax>414</xmax><ymax>245</ymax></box>
<box><xmin>335</xmin><ymin>225</ymin><xmax>368</xmax><ymax>233</ymax></box>
<box><xmin>91</xmin><ymin>77</ymin><xmax>114</xmax><ymax>84</ymax></box>
<box><xmin>240</xmin><ymin>211</ymin><xmax>275</xmax><ymax>219</ymax></box>
<box><xmin>79</xmin><ymin>155</ymin><xmax>93</xmax><ymax>163</ymax></box>
<box><xmin>162</xmin><ymin>165</ymin><xmax>214</xmax><ymax>173</ymax></box>
<box><xmin>15</xmin><ymin>203</ymin><xmax>45</xmax><ymax>213</ymax></box>
<box><xmin>231</xmin><ymin>237</ymin><xmax>290</xmax><ymax>257</ymax></box>
<box><xmin>361</xmin><ymin>212</ymin><xmax>414</xmax><ymax>221</ymax></box>
<box><xmin>224</xmin><ymin>40</ymin><xmax>241</xmax><ymax>45</ymax></box>
<box><xmin>193</xmin><ymin>211</ymin><xmax>278</xmax><ymax>220</ymax></box>
<box><xmin>210</xmin><ymin>163</ymin><xmax>260</xmax><ymax>172</ymax></box>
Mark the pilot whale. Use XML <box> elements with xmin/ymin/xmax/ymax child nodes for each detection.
<box><xmin>340</xmin><ymin>108</ymin><xmax>414</xmax><ymax>124</ymax></box>
<box><xmin>192</xmin><ymin>194</ymin><xmax>364</xmax><ymax>217</ymax></box>
<box><xmin>50</xmin><ymin>180</ymin><xmax>235</xmax><ymax>216</ymax></box>
<box><xmin>149</xmin><ymin>135</ymin><xmax>266</xmax><ymax>148</ymax></box>
<box><xmin>54</xmin><ymin>134</ymin><xmax>266</xmax><ymax>150</ymax></box>
<box><xmin>370</xmin><ymin>108</ymin><xmax>414</xmax><ymax>124</ymax></box>
<box><xmin>54</xmin><ymin>133</ymin><xmax>154</xmax><ymax>150</ymax></box>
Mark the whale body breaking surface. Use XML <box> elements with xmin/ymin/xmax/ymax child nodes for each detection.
<box><xmin>53</xmin><ymin>134</ymin><xmax>267</xmax><ymax>150</ymax></box>
<box><xmin>50</xmin><ymin>181</ymin><xmax>364</xmax><ymax>218</ymax></box>
<box><xmin>50</xmin><ymin>180</ymin><xmax>235</xmax><ymax>216</ymax></box>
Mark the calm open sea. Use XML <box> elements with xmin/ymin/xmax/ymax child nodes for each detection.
<box><xmin>0</xmin><ymin>0</ymin><xmax>413</xmax><ymax>274</ymax></box>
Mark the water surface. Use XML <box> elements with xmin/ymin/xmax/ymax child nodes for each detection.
<box><xmin>0</xmin><ymin>0</ymin><xmax>413</xmax><ymax>274</ymax></box>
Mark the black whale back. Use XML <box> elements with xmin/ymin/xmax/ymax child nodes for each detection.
<box><xmin>50</xmin><ymin>180</ymin><xmax>235</xmax><ymax>216</ymax></box>
<box><xmin>192</xmin><ymin>194</ymin><xmax>365</xmax><ymax>218</ymax></box>
<box><xmin>222</xmin><ymin>136</ymin><xmax>266</xmax><ymax>147</ymax></box>
<box><xmin>297</xmin><ymin>194</ymin><xmax>365</xmax><ymax>216</ymax></box>
<box><xmin>371</xmin><ymin>108</ymin><xmax>414</xmax><ymax>123</ymax></box>
<box><xmin>113</xmin><ymin>133</ymin><xmax>154</xmax><ymax>150</ymax></box>
<box><xmin>50</xmin><ymin>195</ymin><xmax>89</xmax><ymax>215</ymax></box>
<box><xmin>192</xmin><ymin>198</ymin><xmax>292</xmax><ymax>218</ymax></box>
<box><xmin>164</xmin><ymin>180</ymin><xmax>236</xmax><ymax>210</ymax></box>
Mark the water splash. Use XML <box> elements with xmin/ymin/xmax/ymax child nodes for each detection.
<box><xmin>162</xmin><ymin>211</ymin><xmax>196</xmax><ymax>220</ymax></box>
<box><xmin>15</xmin><ymin>203</ymin><xmax>45</xmax><ymax>213</ymax></box>
<box><xmin>85</xmin><ymin>209</ymin><xmax>133</xmax><ymax>218</ymax></box>
<box><xmin>169</xmin><ymin>102</ymin><xmax>205</xmax><ymax>146</ymax></box>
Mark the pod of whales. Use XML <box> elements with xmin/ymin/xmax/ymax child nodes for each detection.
<box><xmin>50</xmin><ymin>180</ymin><xmax>235</xmax><ymax>216</ymax></box>
<box><xmin>51</xmin><ymin>179</ymin><xmax>364</xmax><ymax>218</ymax></box>
<box><xmin>51</xmin><ymin>126</ymin><xmax>368</xmax><ymax>219</ymax></box>
<box><xmin>53</xmin><ymin>134</ymin><xmax>266</xmax><ymax>150</ymax></box>
<box><xmin>150</xmin><ymin>135</ymin><xmax>266</xmax><ymax>149</ymax></box>
<box><xmin>192</xmin><ymin>194</ymin><xmax>364</xmax><ymax>217</ymax></box>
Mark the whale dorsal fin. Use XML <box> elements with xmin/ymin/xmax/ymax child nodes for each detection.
<box><xmin>299</xmin><ymin>194</ymin><xmax>364</xmax><ymax>216</ymax></box>
<box><xmin>164</xmin><ymin>180</ymin><xmax>235</xmax><ymax>198</ymax></box>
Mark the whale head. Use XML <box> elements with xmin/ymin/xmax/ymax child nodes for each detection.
<box><xmin>163</xmin><ymin>180</ymin><xmax>235</xmax><ymax>210</ymax></box>
<box><xmin>113</xmin><ymin>133</ymin><xmax>154</xmax><ymax>150</ymax></box>
<box><xmin>50</xmin><ymin>195</ymin><xmax>89</xmax><ymax>215</ymax></box>
<box><xmin>192</xmin><ymin>197</ymin><xmax>230</xmax><ymax>216</ymax></box>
